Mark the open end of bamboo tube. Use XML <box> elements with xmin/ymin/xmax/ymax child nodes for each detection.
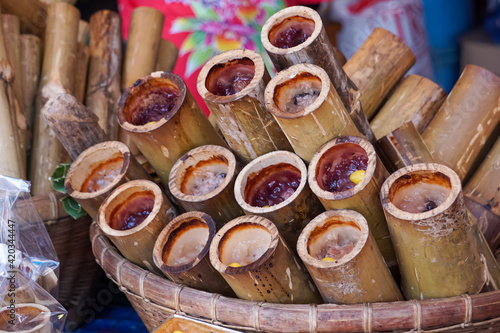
<box><xmin>261</xmin><ymin>6</ymin><xmax>321</xmax><ymax>54</ymax></box>
<box><xmin>0</xmin><ymin>304</ymin><xmax>50</xmax><ymax>332</ymax></box>
<box><xmin>65</xmin><ymin>141</ymin><xmax>130</xmax><ymax>199</ymax></box>
<box><xmin>309</xmin><ymin>136</ymin><xmax>375</xmax><ymax>201</ymax></box>
<box><xmin>118</xmin><ymin>71</ymin><xmax>187</xmax><ymax>133</ymax></box>
<box><xmin>381</xmin><ymin>163</ymin><xmax>460</xmax><ymax>220</ymax></box>
<box><xmin>265</xmin><ymin>64</ymin><xmax>330</xmax><ymax>119</ymax></box>
<box><xmin>169</xmin><ymin>145</ymin><xmax>237</xmax><ymax>203</ymax></box>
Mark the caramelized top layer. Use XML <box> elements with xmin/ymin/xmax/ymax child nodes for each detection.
<box><xmin>273</xmin><ymin>73</ymin><xmax>321</xmax><ymax>114</ymax></box>
<box><xmin>109</xmin><ymin>191</ymin><xmax>155</xmax><ymax>231</ymax></box>
<box><xmin>269</xmin><ymin>15</ymin><xmax>315</xmax><ymax>49</ymax></box>
<box><xmin>206</xmin><ymin>58</ymin><xmax>255</xmax><ymax>96</ymax></box>
<box><xmin>81</xmin><ymin>156</ymin><xmax>124</xmax><ymax>193</ymax></box>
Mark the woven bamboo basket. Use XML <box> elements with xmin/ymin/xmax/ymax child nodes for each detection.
<box><xmin>90</xmin><ymin>222</ymin><xmax>500</xmax><ymax>332</ymax></box>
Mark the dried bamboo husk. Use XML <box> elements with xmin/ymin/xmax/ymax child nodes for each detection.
<box><xmin>197</xmin><ymin>49</ymin><xmax>292</xmax><ymax>163</ymax></box>
<box><xmin>156</xmin><ymin>38</ymin><xmax>178</xmax><ymax>72</ymax></box>
<box><xmin>264</xmin><ymin>63</ymin><xmax>361</xmax><ymax>163</ymax></box>
<box><xmin>0</xmin><ymin>303</ymin><xmax>51</xmax><ymax>333</ymax></box>
<box><xmin>65</xmin><ymin>141</ymin><xmax>153</xmax><ymax>220</ymax></box>
<box><xmin>308</xmin><ymin>136</ymin><xmax>396</xmax><ymax>267</ymax></box>
<box><xmin>20</xmin><ymin>34</ymin><xmax>42</xmax><ymax>129</ymax></box>
<box><xmin>98</xmin><ymin>179</ymin><xmax>177</xmax><ymax>272</ymax></box>
<box><xmin>422</xmin><ymin>65</ymin><xmax>500</xmax><ymax>181</ymax></box>
<box><xmin>370</xmin><ymin>75</ymin><xmax>447</xmax><ymax>140</ymax></box>
<box><xmin>31</xmin><ymin>2</ymin><xmax>79</xmax><ymax>195</ymax></box>
<box><xmin>169</xmin><ymin>145</ymin><xmax>243</xmax><ymax>229</ymax></box>
<box><xmin>86</xmin><ymin>10</ymin><xmax>122</xmax><ymax>139</ymax></box>
<box><xmin>42</xmin><ymin>93</ymin><xmax>107</xmax><ymax>160</ymax></box>
<box><xmin>74</xmin><ymin>20</ymin><xmax>90</xmax><ymax>103</ymax></box>
<box><xmin>380</xmin><ymin>163</ymin><xmax>486</xmax><ymax>299</ymax></box>
<box><xmin>234</xmin><ymin>150</ymin><xmax>324</xmax><ymax>248</ymax></box>
<box><xmin>118</xmin><ymin>71</ymin><xmax>227</xmax><ymax>187</ymax></box>
<box><xmin>297</xmin><ymin>209</ymin><xmax>402</xmax><ymax>304</ymax></box>
<box><xmin>343</xmin><ymin>28</ymin><xmax>416</xmax><ymax>120</ymax></box>
<box><xmin>153</xmin><ymin>211</ymin><xmax>233</xmax><ymax>296</ymax></box>
<box><xmin>0</xmin><ymin>0</ymin><xmax>47</xmax><ymax>40</ymax></box>
<box><xmin>209</xmin><ymin>215</ymin><xmax>322</xmax><ymax>304</ymax></box>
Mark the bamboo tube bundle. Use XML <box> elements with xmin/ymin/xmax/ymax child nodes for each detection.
<box><xmin>297</xmin><ymin>209</ymin><xmax>402</xmax><ymax>304</ymax></box>
<box><xmin>169</xmin><ymin>145</ymin><xmax>243</xmax><ymax>229</ymax></box>
<box><xmin>197</xmin><ymin>49</ymin><xmax>292</xmax><ymax>163</ymax></box>
<box><xmin>380</xmin><ymin>163</ymin><xmax>486</xmax><ymax>299</ymax></box>
<box><xmin>0</xmin><ymin>303</ymin><xmax>51</xmax><ymax>333</ymax></box>
<box><xmin>98</xmin><ymin>179</ymin><xmax>177</xmax><ymax>272</ymax></box>
<box><xmin>264</xmin><ymin>63</ymin><xmax>361</xmax><ymax>163</ymax></box>
<box><xmin>153</xmin><ymin>211</ymin><xmax>233</xmax><ymax>295</ymax></box>
<box><xmin>234</xmin><ymin>150</ymin><xmax>324</xmax><ymax>248</ymax></box>
<box><xmin>118</xmin><ymin>71</ymin><xmax>226</xmax><ymax>187</ymax></box>
<box><xmin>0</xmin><ymin>0</ymin><xmax>47</xmax><ymax>40</ymax></box>
<box><xmin>65</xmin><ymin>141</ymin><xmax>153</xmax><ymax>220</ymax></box>
<box><xmin>86</xmin><ymin>10</ymin><xmax>122</xmax><ymax>139</ymax></box>
<box><xmin>74</xmin><ymin>20</ymin><xmax>90</xmax><ymax>103</ymax></box>
<box><xmin>370</xmin><ymin>75</ymin><xmax>447</xmax><ymax>140</ymax></box>
<box><xmin>156</xmin><ymin>38</ymin><xmax>178</xmax><ymax>72</ymax></box>
<box><xmin>209</xmin><ymin>215</ymin><xmax>322</xmax><ymax>303</ymax></box>
<box><xmin>422</xmin><ymin>65</ymin><xmax>500</xmax><ymax>182</ymax></box>
<box><xmin>31</xmin><ymin>2</ymin><xmax>79</xmax><ymax>195</ymax></box>
<box><xmin>20</xmin><ymin>34</ymin><xmax>42</xmax><ymax>130</ymax></box>
<box><xmin>308</xmin><ymin>136</ymin><xmax>396</xmax><ymax>267</ymax></box>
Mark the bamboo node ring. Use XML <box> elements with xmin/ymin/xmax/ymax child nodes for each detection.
<box><xmin>462</xmin><ymin>294</ymin><xmax>473</xmax><ymax>324</ymax></box>
<box><xmin>252</xmin><ymin>301</ymin><xmax>264</xmax><ymax>332</ymax></box>
<box><xmin>309</xmin><ymin>304</ymin><xmax>318</xmax><ymax>333</ymax></box>
<box><xmin>410</xmin><ymin>300</ymin><xmax>422</xmax><ymax>332</ymax></box>
<box><xmin>174</xmin><ymin>284</ymin><xmax>185</xmax><ymax>314</ymax></box>
<box><xmin>138</xmin><ymin>270</ymin><xmax>151</xmax><ymax>299</ymax></box>
<box><xmin>363</xmin><ymin>303</ymin><xmax>372</xmax><ymax>333</ymax></box>
<box><xmin>116</xmin><ymin>257</ymin><xmax>128</xmax><ymax>286</ymax></box>
<box><xmin>209</xmin><ymin>293</ymin><xmax>222</xmax><ymax>324</ymax></box>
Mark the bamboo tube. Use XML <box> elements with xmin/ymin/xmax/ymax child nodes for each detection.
<box><xmin>377</xmin><ymin>121</ymin><xmax>435</xmax><ymax>173</ymax></box>
<box><xmin>370</xmin><ymin>75</ymin><xmax>447</xmax><ymax>140</ymax></box>
<box><xmin>65</xmin><ymin>141</ymin><xmax>153</xmax><ymax>220</ymax></box>
<box><xmin>42</xmin><ymin>93</ymin><xmax>107</xmax><ymax>160</ymax></box>
<box><xmin>86</xmin><ymin>10</ymin><xmax>122</xmax><ymax>139</ymax></box>
<box><xmin>380</xmin><ymin>163</ymin><xmax>486</xmax><ymax>299</ymax></box>
<box><xmin>20</xmin><ymin>34</ymin><xmax>42</xmax><ymax>129</ymax></box>
<box><xmin>264</xmin><ymin>63</ymin><xmax>361</xmax><ymax>163</ymax></box>
<box><xmin>98</xmin><ymin>179</ymin><xmax>177</xmax><ymax>271</ymax></box>
<box><xmin>308</xmin><ymin>136</ymin><xmax>396</xmax><ymax>267</ymax></box>
<box><xmin>156</xmin><ymin>38</ymin><xmax>178</xmax><ymax>72</ymax></box>
<box><xmin>0</xmin><ymin>303</ymin><xmax>51</xmax><ymax>333</ymax></box>
<box><xmin>118</xmin><ymin>71</ymin><xmax>226</xmax><ymax>187</ymax></box>
<box><xmin>153</xmin><ymin>211</ymin><xmax>233</xmax><ymax>295</ymax></box>
<box><xmin>297</xmin><ymin>209</ymin><xmax>402</xmax><ymax>304</ymax></box>
<box><xmin>422</xmin><ymin>65</ymin><xmax>500</xmax><ymax>181</ymax></box>
<box><xmin>234</xmin><ymin>150</ymin><xmax>324</xmax><ymax>248</ymax></box>
<box><xmin>169</xmin><ymin>145</ymin><xmax>243</xmax><ymax>228</ymax></box>
<box><xmin>197</xmin><ymin>49</ymin><xmax>292</xmax><ymax>163</ymax></box>
<box><xmin>209</xmin><ymin>215</ymin><xmax>322</xmax><ymax>303</ymax></box>
<box><xmin>464</xmin><ymin>137</ymin><xmax>500</xmax><ymax>250</ymax></box>
<box><xmin>0</xmin><ymin>0</ymin><xmax>47</xmax><ymax>40</ymax></box>
<box><xmin>74</xmin><ymin>20</ymin><xmax>90</xmax><ymax>103</ymax></box>
<box><xmin>31</xmin><ymin>2</ymin><xmax>79</xmax><ymax>195</ymax></box>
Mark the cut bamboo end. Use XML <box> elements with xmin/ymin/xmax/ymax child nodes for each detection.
<box><xmin>156</xmin><ymin>38</ymin><xmax>178</xmax><ymax>72</ymax></box>
<box><xmin>308</xmin><ymin>136</ymin><xmax>396</xmax><ymax>267</ymax></box>
<box><xmin>297</xmin><ymin>209</ymin><xmax>402</xmax><ymax>304</ymax></box>
<box><xmin>264</xmin><ymin>63</ymin><xmax>360</xmax><ymax>162</ymax></box>
<box><xmin>197</xmin><ymin>49</ymin><xmax>292</xmax><ymax>163</ymax></box>
<box><xmin>98</xmin><ymin>179</ymin><xmax>176</xmax><ymax>271</ymax></box>
<box><xmin>380</xmin><ymin>163</ymin><xmax>485</xmax><ymax>299</ymax></box>
<box><xmin>370</xmin><ymin>75</ymin><xmax>447</xmax><ymax>140</ymax></box>
<box><xmin>209</xmin><ymin>215</ymin><xmax>321</xmax><ymax>303</ymax></box>
<box><xmin>65</xmin><ymin>141</ymin><xmax>151</xmax><ymax>219</ymax></box>
<box><xmin>0</xmin><ymin>303</ymin><xmax>51</xmax><ymax>333</ymax></box>
<box><xmin>153</xmin><ymin>211</ymin><xmax>232</xmax><ymax>295</ymax></box>
<box><xmin>234</xmin><ymin>150</ymin><xmax>323</xmax><ymax>248</ymax></box>
<box><xmin>169</xmin><ymin>145</ymin><xmax>243</xmax><ymax>229</ymax></box>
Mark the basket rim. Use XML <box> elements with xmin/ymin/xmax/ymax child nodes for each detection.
<box><xmin>90</xmin><ymin>222</ymin><xmax>500</xmax><ymax>333</ymax></box>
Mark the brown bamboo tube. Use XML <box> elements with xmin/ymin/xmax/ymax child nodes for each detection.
<box><xmin>156</xmin><ymin>38</ymin><xmax>178</xmax><ymax>72</ymax></box>
<box><xmin>264</xmin><ymin>63</ymin><xmax>361</xmax><ymax>163</ymax></box>
<box><xmin>344</xmin><ymin>28</ymin><xmax>416</xmax><ymax>119</ymax></box>
<box><xmin>86</xmin><ymin>10</ymin><xmax>122</xmax><ymax>139</ymax></box>
<box><xmin>380</xmin><ymin>163</ymin><xmax>486</xmax><ymax>299</ymax></box>
<box><xmin>153</xmin><ymin>211</ymin><xmax>233</xmax><ymax>295</ymax></box>
<box><xmin>169</xmin><ymin>145</ymin><xmax>243</xmax><ymax>228</ymax></box>
<box><xmin>370</xmin><ymin>75</ymin><xmax>447</xmax><ymax>140</ymax></box>
<box><xmin>65</xmin><ymin>141</ymin><xmax>153</xmax><ymax>220</ymax></box>
<box><xmin>0</xmin><ymin>303</ymin><xmax>51</xmax><ymax>333</ymax></box>
<box><xmin>98</xmin><ymin>179</ymin><xmax>177</xmax><ymax>271</ymax></box>
<box><xmin>74</xmin><ymin>20</ymin><xmax>90</xmax><ymax>103</ymax></box>
<box><xmin>197</xmin><ymin>49</ymin><xmax>292</xmax><ymax>163</ymax></box>
<box><xmin>118</xmin><ymin>71</ymin><xmax>226</xmax><ymax>187</ymax></box>
<box><xmin>42</xmin><ymin>93</ymin><xmax>107</xmax><ymax>160</ymax></box>
<box><xmin>0</xmin><ymin>0</ymin><xmax>47</xmax><ymax>40</ymax></box>
<box><xmin>20</xmin><ymin>34</ymin><xmax>41</xmax><ymax>129</ymax></box>
<box><xmin>297</xmin><ymin>209</ymin><xmax>402</xmax><ymax>304</ymax></box>
<box><xmin>422</xmin><ymin>65</ymin><xmax>500</xmax><ymax>181</ymax></box>
<box><xmin>234</xmin><ymin>150</ymin><xmax>324</xmax><ymax>248</ymax></box>
<box><xmin>308</xmin><ymin>136</ymin><xmax>396</xmax><ymax>267</ymax></box>
<box><xmin>31</xmin><ymin>2</ymin><xmax>79</xmax><ymax>195</ymax></box>
<box><xmin>209</xmin><ymin>215</ymin><xmax>322</xmax><ymax>303</ymax></box>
